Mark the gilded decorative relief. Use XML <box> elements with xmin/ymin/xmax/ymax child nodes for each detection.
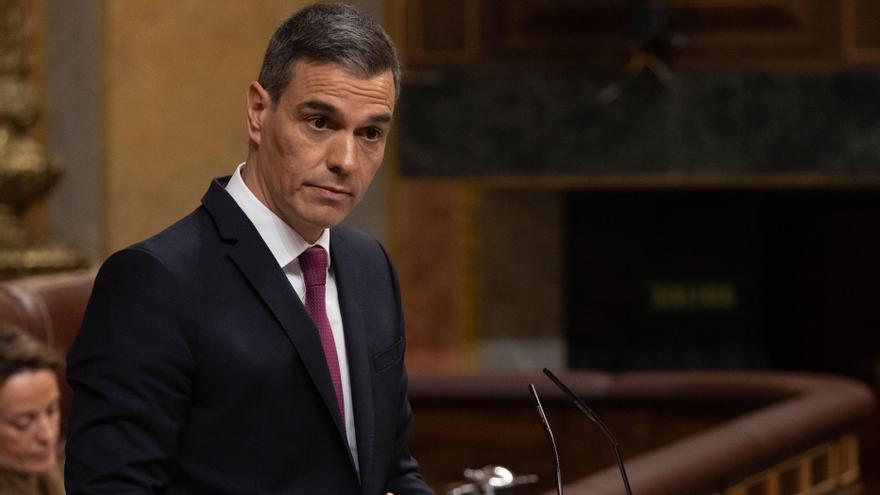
<box><xmin>0</xmin><ymin>0</ymin><xmax>85</xmax><ymax>278</ymax></box>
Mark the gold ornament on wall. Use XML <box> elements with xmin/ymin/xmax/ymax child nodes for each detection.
<box><xmin>0</xmin><ymin>0</ymin><xmax>86</xmax><ymax>278</ymax></box>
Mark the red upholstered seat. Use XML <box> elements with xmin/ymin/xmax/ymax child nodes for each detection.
<box><xmin>0</xmin><ymin>269</ymin><xmax>97</xmax><ymax>429</ymax></box>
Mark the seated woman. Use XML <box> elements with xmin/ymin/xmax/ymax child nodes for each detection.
<box><xmin>0</xmin><ymin>327</ymin><xmax>64</xmax><ymax>495</ymax></box>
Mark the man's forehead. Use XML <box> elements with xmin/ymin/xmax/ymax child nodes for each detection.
<box><xmin>284</xmin><ymin>59</ymin><xmax>395</xmax><ymax>110</ymax></box>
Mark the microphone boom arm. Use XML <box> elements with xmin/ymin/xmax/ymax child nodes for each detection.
<box><xmin>528</xmin><ymin>383</ymin><xmax>564</xmax><ymax>495</ymax></box>
<box><xmin>543</xmin><ymin>368</ymin><xmax>634</xmax><ymax>495</ymax></box>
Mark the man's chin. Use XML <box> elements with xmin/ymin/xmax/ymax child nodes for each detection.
<box><xmin>304</xmin><ymin>206</ymin><xmax>352</xmax><ymax>230</ymax></box>
<box><xmin>283</xmin><ymin>211</ymin><xmax>349</xmax><ymax>241</ymax></box>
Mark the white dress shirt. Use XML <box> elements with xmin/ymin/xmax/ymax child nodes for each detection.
<box><xmin>225</xmin><ymin>163</ymin><xmax>358</xmax><ymax>470</ymax></box>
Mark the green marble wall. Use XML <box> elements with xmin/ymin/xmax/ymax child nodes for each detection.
<box><xmin>399</xmin><ymin>71</ymin><xmax>880</xmax><ymax>177</ymax></box>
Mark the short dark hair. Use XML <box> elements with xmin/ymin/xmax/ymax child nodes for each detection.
<box><xmin>0</xmin><ymin>326</ymin><xmax>60</xmax><ymax>386</ymax></box>
<box><xmin>257</xmin><ymin>3</ymin><xmax>400</xmax><ymax>105</ymax></box>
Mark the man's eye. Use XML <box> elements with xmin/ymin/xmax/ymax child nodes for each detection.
<box><xmin>364</xmin><ymin>127</ymin><xmax>382</xmax><ymax>141</ymax></box>
<box><xmin>309</xmin><ymin>117</ymin><xmax>328</xmax><ymax>129</ymax></box>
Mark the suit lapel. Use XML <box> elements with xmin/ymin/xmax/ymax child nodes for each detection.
<box><xmin>331</xmin><ymin>230</ymin><xmax>376</xmax><ymax>492</ymax></box>
<box><xmin>202</xmin><ymin>179</ymin><xmax>349</xmax><ymax>446</ymax></box>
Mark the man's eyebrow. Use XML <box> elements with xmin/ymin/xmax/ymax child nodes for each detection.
<box><xmin>299</xmin><ymin>100</ymin><xmax>339</xmax><ymax>115</ymax></box>
<box><xmin>298</xmin><ymin>99</ymin><xmax>392</xmax><ymax>124</ymax></box>
<box><xmin>368</xmin><ymin>113</ymin><xmax>392</xmax><ymax>124</ymax></box>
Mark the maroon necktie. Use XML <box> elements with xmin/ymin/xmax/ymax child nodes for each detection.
<box><xmin>299</xmin><ymin>246</ymin><xmax>345</xmax><ymax>424</ymax></box>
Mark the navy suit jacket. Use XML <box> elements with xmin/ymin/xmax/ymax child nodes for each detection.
<box><xmin>65</xmin><ymin>178</ymin><xmax>433</xmax><ymax>495</ymax></box>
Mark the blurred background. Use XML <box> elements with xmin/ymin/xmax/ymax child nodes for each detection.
<box><xmin>4</xmin><ymin>0</ymin><xmax>880</xmax><ymax>491</ymax></box>
<box><xmin>18</xmin><ymin>0</ymin><xmax>880</xmax><ymax>379</ymax></box>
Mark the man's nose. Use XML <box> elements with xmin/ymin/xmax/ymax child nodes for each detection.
<box><xmin>327</xmin><ymin>133</ymin><xmax>357</xmax><ymax>174</ymax></box>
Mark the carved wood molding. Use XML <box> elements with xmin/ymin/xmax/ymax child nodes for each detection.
<box><xmin>842</xmin><ymin>0</ymin><xmax>880</xmax><ymax>63</ymax></box>
<box><xmin>392</xmin><ymin>0</ymin><xmax>880</xmax><ymax>71</ymax></box>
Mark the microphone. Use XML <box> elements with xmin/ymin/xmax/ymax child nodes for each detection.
<box><xmin>542</xmin><ymin>368</ymin><xmax>634</xmax><ymax>495</ymax></box>
<box><xmin>527</xmin><ymin>384</ymin><xmax>563</xmax><ymax>495</ymax></box>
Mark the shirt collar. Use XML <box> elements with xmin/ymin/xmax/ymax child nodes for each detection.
<box><xmin>224</xmin><ymin>162</ymin><xmax>331</xmax><ymax>269</ymax></box>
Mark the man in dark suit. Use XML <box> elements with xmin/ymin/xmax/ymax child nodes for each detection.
<box><xmin>64</xmin><ymin>4</ymin><xmax>434</xmax><ymax>494</ymax></box>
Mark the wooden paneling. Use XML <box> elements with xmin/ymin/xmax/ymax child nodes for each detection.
<box><xmin>407</xmin><ymin>372</ymin><xmax>873</xmax><ymax>494</ymax></box>
<box><xmin>411</xmin><ymin>396</ymin><xmax>732</xmax><ymax>492</ymax></box>
<box><xmin>843</xmin><ymin>0</ymin><xmax>880</xmax><ymax>63</ymax></box>
<box><xmin>394</xmin><ymin>180</ymin><xmax>480</xmax><ymax>373</ymax></box>
<box><xmin>402</xmin><ymin>0</ymin><xmax>480</xmax><ymax>65</ymax></box>
<box><xmin>102</xmin><ymin>0</ymin><xmax>310</xmax><ymax>253</ymax></box>
<box><xmin>851</xmin><ymin>0</ymin><xmax>880</xmax><ymax>49</ymax></box>
<box><xmin>391</xmin><ymin>0</ymin><xmax>880</xmax><ymax>71</ymax></box>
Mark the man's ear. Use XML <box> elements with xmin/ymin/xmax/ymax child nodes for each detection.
<box><xmin>246</xmin><ymin>82</ymin><xmax>271</xmax><ymax>145</ymax></box>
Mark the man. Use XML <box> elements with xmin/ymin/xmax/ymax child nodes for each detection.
<box><xmin>64</xmin><ymin>4</ymin><xmax>434</xmax><ymax>494</ymax></box>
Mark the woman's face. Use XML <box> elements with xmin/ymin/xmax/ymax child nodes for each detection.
<box><xmin>0</xmin><ymin>370</ymin><xmax>60</xmax><ymax>475</ymax></box>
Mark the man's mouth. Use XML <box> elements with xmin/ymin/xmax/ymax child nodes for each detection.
<box><xmin>308</xmin><ymin>184</ymin><xmax>352</xmax><ymax>196</ymax></box>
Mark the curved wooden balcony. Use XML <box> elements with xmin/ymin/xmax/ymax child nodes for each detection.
<box><xmin>409</xmin><ymin>371</ymin><xmax>875</xmax><ymax>495</ymax></box>
<box><xmin>0</xmin><ymin>271</ymin><xmax>875</xmax><ymax>494</ymax></box>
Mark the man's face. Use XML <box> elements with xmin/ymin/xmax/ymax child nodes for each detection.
<box><xmin>244</xmin><ymin>59</ymin><xmax>396</xmax><ymax>242</ymax></box>
<box><xmin>0</xmin><ymin>370</ymin><xmax>60</xmax><ymax>475</ymax></box>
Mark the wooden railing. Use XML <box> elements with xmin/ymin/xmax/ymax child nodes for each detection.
<box><xmin>408</xmin><ymin>371</ymin><xmax>876</xmax><ymax>495</ymax></box>
<box><xmin>0</xmin><ymin>272</ymin><xmax>875</xmax><ymax>494</ymax></box>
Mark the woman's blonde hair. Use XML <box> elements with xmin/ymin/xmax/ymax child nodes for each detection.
<box><xmin>0</xmin><ymin>327</ymin><xmax>60</xmax><ymax>386</ymax></box>
<box><xmin>0</xmin><ymin>326</ymin><xmax>64</xmax><ymax>495</ymax></box>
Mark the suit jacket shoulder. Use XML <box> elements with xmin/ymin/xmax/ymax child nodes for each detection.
<box><xmin>66</xmin><ymin>177</ymin><xmax>434</xmax><ymax>495</ymax></box>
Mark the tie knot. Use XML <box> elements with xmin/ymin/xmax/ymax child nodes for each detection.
<box><xmin>299</xmin><ymin>246</ymin><xmax>328</xmax><ymax>287</ymax></box>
